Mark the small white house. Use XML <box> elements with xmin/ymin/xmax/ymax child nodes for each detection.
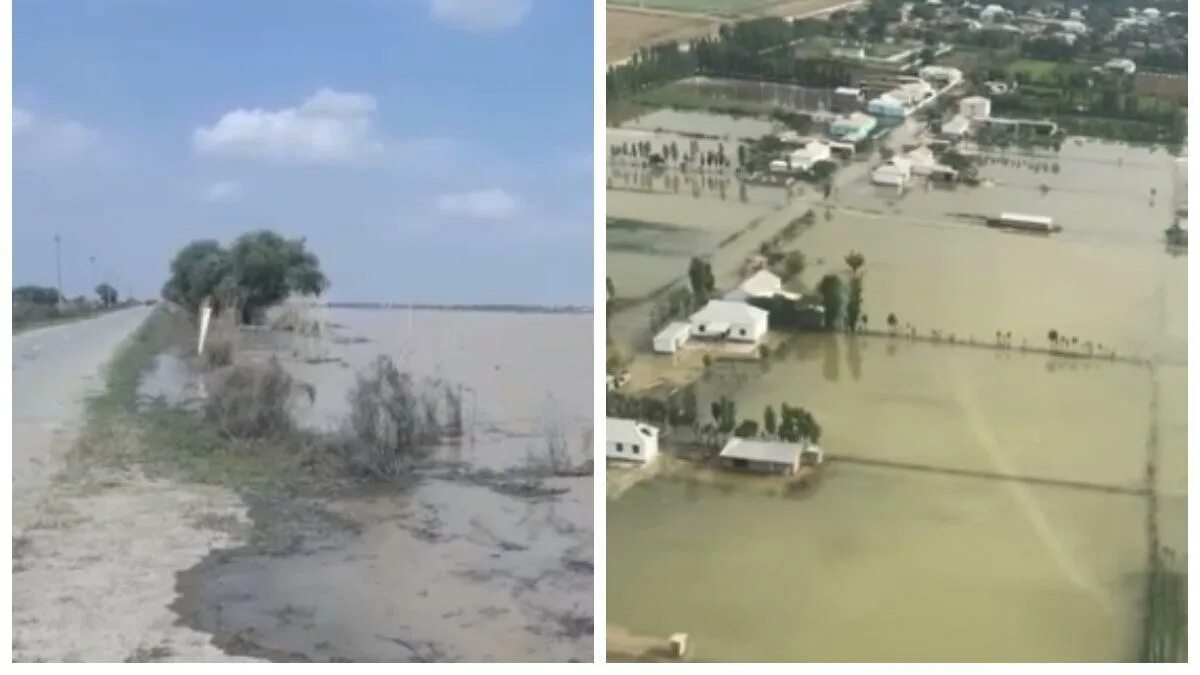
<box><xmin>940</xmin><ymin>114</ymin><xmax>971</xmax><ymax>138</ymax></box>
<box><xmin>653</xmin><ymin>321</ymin><xmax>691</xmax><ymax>354</ymax></box>
<box><xmin>688</xmin><ymin>300</ymin><xmax>769</xmax><ymax>345</ymax></box>
<box><xmin>872</xmin><ymin>157</ymin><xmax>914</xmax><ymax>187</ymax></box>
<box><xmin>979</xmin><ymin>4</ymin><xmax>1009</xmax><ymax>23</ymax></box>
<box><xmin>1105</xmin><ymin>58</ymin><xmax>1137</xmax><ymax>75</ymax></box>
<box><xmin>959</xmin><ymin>95</ymin><xmax>992</xmax><ymax>120</ymax></box>
<box><xmin>606</xmin><ymin>417</ymin><xmax>659</xmax><ymax>464</ymax></box>
<box><xmin>769</xmin><ymin>140</ymin><xmax>832</xmax><ymax>174</ymax></box>
<box><xmin>718</xmin><ymin>437</ymin><xmax>824</xmax><ymax>475</ymax></box>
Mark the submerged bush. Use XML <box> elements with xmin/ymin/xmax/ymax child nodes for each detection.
<box><xmin>343</xmin><ymin>355</ymin><xmax>447</xmax><ymax>478</ymax></box>
<box><xmin>204</xmin><ymin>357</ymin><xmax>300</xmax><ymax>440</ymax></box>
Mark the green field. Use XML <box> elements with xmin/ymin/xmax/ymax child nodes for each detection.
<box><xmin>1007</xmin><ymin>58</ymin><xmax>1088</xmax><ymax>79</ymax></box>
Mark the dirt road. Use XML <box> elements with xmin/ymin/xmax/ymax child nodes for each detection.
<box><xmin>13</xmin><ymin>306</ymin><xmax>152</xmax><ymax>512</ymax></box>
<box><xmin>12</xmin><ymin>305</ymin><xmax>255</xmax><ymax>662</ymax></box>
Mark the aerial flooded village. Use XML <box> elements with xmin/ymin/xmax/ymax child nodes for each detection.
<box><xmin>606</xmin><ymin>0</ymin><xmax>1186</xmax><ymax>662</ymax></box>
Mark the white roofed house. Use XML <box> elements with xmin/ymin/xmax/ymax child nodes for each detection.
<box><xmin>723</xmin><ymin>269</ymin><xmax>800</xmax><ymax>303</ymax></box>
<box><xmin>871</xmin><ymin>156</ymin><xmax>913</xmax><ymax>187</ymax></box>
<box><xmin>718</xmin><ymin>437</ymin><xmax>824</xmax><ymax>475</ymax></box>
<box><xmin>653</xmin><ymin>321</ymin><xmax>691</xmax><ymax>355</ymax></box>
<box><xmin>606</xmin><ymin>417</ymin><xmax>660</xmax><ymax>465</ymax></box>
<box><xmin>688</xmin><ymin>300</ymin><xmax>768</xmax><ymax>345</ymax></box>
<box><xmin>959</xmin><ymin>95</ymin><xmax>992</xmax><ymax>120</ymax></box>
<box><xmin>769</xmin><ymin>141</ymin><xmax>832</xmax><ymax>174</ymax></box>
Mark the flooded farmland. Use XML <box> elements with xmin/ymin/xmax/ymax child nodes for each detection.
<box><xmin>176</xmin><ymin>308</ymin><xmax>594</xmax><ymax>662</ymax></box>
<box><xmin>606</xmin><ymin>130</ymin><xmax>1186</xmax><ymax>660</ymax></box>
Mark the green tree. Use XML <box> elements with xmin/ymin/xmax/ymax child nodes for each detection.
<box><xmin>13</xmin><ymin>285</ymin><xmax>61</xmax><ymax>306</ymax></box>
<box><xmin>94</xmin><ymin>283</ymin><xmax>118</xmax><ymax>308</ymax></box>
<box><xmin>161</xmin><ymin>240</ymin><xmax>233</xmax><ymax>315</ymax></box>
<box><xmin>763</xmin><ymin>405</ymin><xmax>777</xmax><ymax>436</ymax></box>
<box><xmin>817</xmin><ymin>274</ymin><xmax>844</xmax><ymax>330</ymax></box>
<box><xmin>846</xmin><ymin>276</ymin><xmax>863</xmax><ymax>332</ymax></box>
<box><xmin>228</xmin><ymin>231</ymin><xmax>328</xmax><ymax>324</ymax></box>
<box><xmin>782</xmin><ymin>251</ymin><xmax>806</xmax><ymax>281</ymax></box>
<box><xmin>161</xmin><ymin>231</ymin><xmax>328</xmax><ymax>324</ymax></box>
<box><xmin>845</xmin><ymin>250</ymin><xmax>865</xmax><ymax>274</ymax></box>
<box><xmin>734</xmin><ymin>419</ymin><xmax>759</xmax><ymax>438</ymax></box>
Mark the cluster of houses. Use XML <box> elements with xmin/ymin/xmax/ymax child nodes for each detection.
<box><xmin>652</xmin><ymin>268</ymin><xmax>815</xmax><ymax>355</ymax></box>
<box><xmin>606</xmin><ymin>416</ymin><xmax>824</xmax><ymax>476</ymax></box>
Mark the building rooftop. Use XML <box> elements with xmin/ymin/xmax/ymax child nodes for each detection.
<box><xmin>719</xmin><ymin>437</ymin><xmax>815</xmax><ymax>465</ymax></box>
<box><xmin>607</xmin><ymin>418</ymin><xmax>659</xmax><ymax>446</ymax></box>
<box><xmin>689</xmin><ymin>300</ymin><xmax>768</xmax><ymax>326</ymax></box>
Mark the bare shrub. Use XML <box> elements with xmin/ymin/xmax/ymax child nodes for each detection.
<box><xmin>204</xmin><ymin>357</ymin><xmax>301</xmax><ymax>440</ymax></box>
<box><xmin>525</xmin><ymin>397</ymin><xmax>592</xmax><ymax>477</ymax></box>
<box><xmin>204</xmin><ymin>339</ymin><xmax>234</xmax><ymax>369</ymax></box>
<box><xmin>343</xmin><ymin>355</ymin><xmax>446</xmax><ymax>478</ymax></box>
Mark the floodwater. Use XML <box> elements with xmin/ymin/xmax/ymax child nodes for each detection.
<box><xmin>621</xmin><ymin>109</ymin><xmax>779</xmax><ymax>139</ymax></box>
<box><xmin>177</xmin><ymin>308</ymin><xmax>594</xmax><ymax>662</ymax></box>
<box><xmin>606</xmin><ymin>136</ymin><xmax>1186</xmax><ymax>661</ymax></box>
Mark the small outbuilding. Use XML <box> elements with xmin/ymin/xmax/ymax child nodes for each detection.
<box><xmin>724</xmin><ymin>269</ymin><xmax>799</xmax><ymax>303</ymax></box>
<box><xmin>606</xmin><ymin>417</ymin><xmax>660</xmax><ymax>464</ymax></box>
<box><xmin>689</xmin><ymin>300</ymin><xmax>769</xmax><ymax>345</ymax></box>
<box><xmin>829</xmin><ymin>112</ymin><xmax>877</xmax><ymax>142</ymax></box>
<box><xmin>718</xmin><ymin>437</ymin><xmax>824</xmax><ymax>475</ymax></box>
<box><xmin>653</xmin><ymin>321</ymin><xmax>691</xmax><ymax>354</ymax></box>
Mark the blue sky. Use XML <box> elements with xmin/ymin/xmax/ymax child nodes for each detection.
<box><xmin>13</xmin><ymin>0</ymin><xmax>593</xmax><ymax>305</ymax></box>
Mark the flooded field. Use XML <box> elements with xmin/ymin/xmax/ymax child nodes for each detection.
<box><xmin>621</xmin><ymin>109</ymin><xmax>779</xmax><ymax>139</ymax></box>
<box><xmin>606</xmin><ymin>136</ymin><xmax>1185</xmax><ymax>660</ymax></box>
<box><xmin>609</xmin><ymin>467</ymin><xmax>1146</xmax><ymax>662</ymax></box>
<box><xmin>177</xmin><ymin>308</ymin><xmax>593</xmax><ymax>662</ymax></box>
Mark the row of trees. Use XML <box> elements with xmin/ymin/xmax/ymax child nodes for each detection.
<box><xmin>736</xmin><ymin>402</ymin><xmax>822</xmax><ymax>444</ymax></box>
<box><xmin>14</xmin><ymin>283</ymin><xmax>120</xmax><ymax>308</ymax></box>
<box><xmin>162</xmin><ymin>230</ymin><xmax>328</xmax><ymax>324</ymax></box>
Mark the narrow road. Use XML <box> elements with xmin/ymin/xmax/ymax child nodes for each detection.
<box><xmin>12</xmin><ymin>305</ymin><xmax>153</xmax><ymax>516</ymax></box>
<box><xmin>12</xmin><ymin>304</ymin><xmax>253</xmax><ymax>662</ymax></box>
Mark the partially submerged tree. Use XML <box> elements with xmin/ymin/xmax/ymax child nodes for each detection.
<box><xmin>817</xmin><ymin>274</ymin><xmax>844</xmax><ymax>330</ymax></box>
<box><xmin>161</xmin><ymin>230</ymin><xmax>328</xmax><ymax>324</ymax></box>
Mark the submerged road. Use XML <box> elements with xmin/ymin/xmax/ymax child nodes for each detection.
<box><xmin>12</xmin><ymin>305</ymin><xmax>153</xmax><ymax>515</ymax></box>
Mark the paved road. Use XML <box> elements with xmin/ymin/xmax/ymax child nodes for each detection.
<box><xmin>12</xmin><ymin>305</ymin><xmax>153</xmax><ymax>519</ymax></box>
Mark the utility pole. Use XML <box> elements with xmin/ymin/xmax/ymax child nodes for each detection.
<box><xmin>53</xmin><ymin>233</ymin><xmax>62</xmax><ymax>304</ymax></box>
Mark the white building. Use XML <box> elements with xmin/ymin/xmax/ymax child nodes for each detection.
<box><xmin>872</xmin><ymin>157</ymin><xmax>914</xmax><ymax>187</ymax></box>
<box><xmin>606</xmin><ymin>417</ymin><xmax>659</xmax><ymax>464</ymax></box>
<box><xmin>979</xmin><ymin>4</ymin><xmax>1009</xmax><ymax>23</ymax></box>
<box><xmin>653</xmin><ymin>321</ymin><xmax>691</xmax><ymax>354</ymax></box>
<box><xmin>959</xmin><ymin>95</ymin><xmax>992</xmax><ymax>120</ymax></box>
<box><xmin>906</xmin><ymin>146</ymin><xmax>958</xmax><ymax>179</ymax></box>
<box><xmin>688</xmin><ymin>300</ymin><xmax>769</xmax><ymax>344</ymax></box>
<box><xmin>918</xmin><ymin>65</ymin><xmax>963</xmax><ymax>87</ymax></box>
<box><xmin>724</xmin><ymin>269</ymin><xmax>799</xmax><ymax>302</ymax></box>
<box><xmin>940</xmin><ymin>114</ymin><xmax>971</xmax><ymax>138</ymax></box>
<box><xmin>1059</xmin><ymin>19</ymin><xmax>1088</xmax><ymax>34</ymax></box>
<box><xmin>1105</xmin><ymin>58</ymin><xmax>1138</xmax><ymax>75</ymax></box>
<box><xmin>769</xmin><ymin>140</ymin><xmax>832</xmax><ymax>173</ymax></box>
<box><xmin>718</xmin><ymin>437</ymin><xmax>824</xmax><ymax>475</ymax></box>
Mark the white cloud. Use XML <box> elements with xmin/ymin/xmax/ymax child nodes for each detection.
<box><xmin>193</xmin><ymin>88</ymin><xmax>384</xmax><ymax>165</ymax></box>
<box><xmin>13</xmin><ymin>106</ymin><xmax>99</xmax><ymax>162</ymax></box>
<box><xmin>430</xmin><ymin>0</ymin><xmax>532</xmax><ymax>31</ymax></box>
<box><xmin>435</xmin><ymin>188</ymin><xmax>521</xmax><ymax>220</ymax></box>
<box><xmin>201</xmin><ymin>180</ymin><xmax>241</xmax><ymax>202</ymax></box>
<box><xmin>13</xmin><ymin>106</ymin><xmax>33</xmax><ymax>133</ymax></box>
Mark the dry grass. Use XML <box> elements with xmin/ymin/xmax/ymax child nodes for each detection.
<box><xmin>204</xmin><ymin>357</ymin><xmax>303</xmax><ymax>441</ymax></box>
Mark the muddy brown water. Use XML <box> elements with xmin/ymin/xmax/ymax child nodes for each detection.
<box><xmin>172</xmin><ymin>308</ymin><xmax>593</xmax><ymax>662</ymax></box>
<box><xmin>606</xmin><ymin>138</ymin><xmax>1186</xmax><ymax>661</ymax></box>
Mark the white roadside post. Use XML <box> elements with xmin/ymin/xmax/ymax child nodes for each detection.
<box><xmin>197</xmin><ymin>298</ymin><xmax>213</xmax><ymax>355</ymax></box>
